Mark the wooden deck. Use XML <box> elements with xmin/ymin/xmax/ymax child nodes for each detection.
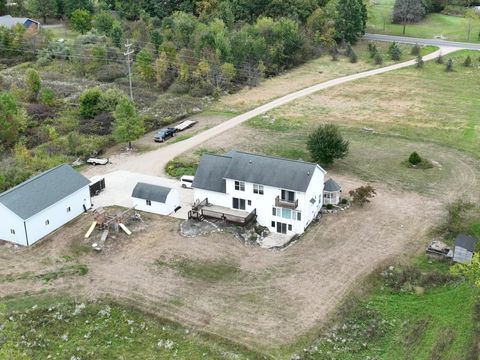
<box><xmin>188</xmin><ymin>199</ymin><xmax>257</xmax><ymax>225</ymax></box>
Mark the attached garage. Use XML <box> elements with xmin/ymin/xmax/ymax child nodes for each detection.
<box><xmin>0</xmin><ymin>164</ymin><xmax>91</xmax><ymax>246</ymax></box>
<box><xmin>131</xmin><ymin>182</ymin><xmax>180</xmax><ymax>216</ymax></box>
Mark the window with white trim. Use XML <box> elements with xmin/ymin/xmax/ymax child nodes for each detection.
<box><xmin>232</xmin><ymin>198</ymin><xmax>246</xmax><ymax>210</ymax></box>
<box><xmin>146</xmin><ymin>200</ymin><xmax>152</xmax><ymax>206</ymax></box>
<box><xmin>253</xmin><ymin>184</ymin><xmax>264</xmax><ymax>195</ymax></box>
<box><xmin>10</xmin><ymin>229</ymin><xmax>15</xmax><ymax>235</ymax></box>
<box><xmin>234</xmin><ymin>181</ymin><xmax>245</xmax><ymax>191</ymax></box>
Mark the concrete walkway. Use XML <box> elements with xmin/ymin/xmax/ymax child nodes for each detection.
<box><xmin>84</xmin><ymin>46</ymin><xmax>458</xmax><ymax>180</ymax></box>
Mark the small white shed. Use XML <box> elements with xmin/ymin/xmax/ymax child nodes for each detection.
<box><xmin>131</xmin><ymin>182</ymin><xmax>180</xmax><ymax>215</ymax></box>
<box><xmin>323</xmin><ymin>178</ymin><xmax>342</xmax><ymax>205</ymax></box>
<box><xmin>453</xmin><ymin>234</ymin><xmax>478</xmax><ymax>264</ymax></box>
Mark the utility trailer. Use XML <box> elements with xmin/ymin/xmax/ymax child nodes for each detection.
<box><xmin>89</xmin><ymin>176</ymin><xmax>106</xmax><ymax>197</ymax></box>
<box><xmin>174</xmin><ymin>120</ymin><xmax>197</xmax><ymax>132</ymax></box>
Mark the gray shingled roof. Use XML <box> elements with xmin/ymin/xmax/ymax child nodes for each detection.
<box><xmin>193</xmin><ymin>150</ymin><xmax>324</xmax><ymax>193</ymax></box>
<box><xmin>455</xmin><ymin>234</ymin><xmax>478</xmax><ymax>252</ymax></box>
<box><xmin>0</xmin><ymin>15</ymin><xmax>28</xmax><ymax>28</ymax></box>
<box><xmin>0</xmin><ymin>164</ymin><xmax>90</xmax><ymax>220</ymax></box>
<box><xmin>192</xmin><ymin>154</ymin><xmax>231</xmax><ymax>193</ymax></box>
<box><xmin>324</xmin><ymin>178</ymin><xmax>341</xmax><ymax>192</ymax></box>
<box><xmin>132</xmin><ymin>183</ymin><xmax>172</xmax><ymax>203</ymax></box>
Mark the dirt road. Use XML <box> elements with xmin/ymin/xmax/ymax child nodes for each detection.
<box><xmin>84</xmin><ymin>46</ymin><xmax>457</xmax><ymax>179</ymax></box>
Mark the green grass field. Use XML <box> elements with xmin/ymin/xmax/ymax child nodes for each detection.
<box><xmin>291</xmin><ymin>263</ymin><xmax>479</xmax><ymax>360</ymax></box>
<box><xmin>367</xmin><ymin>0</ymin><xmax>480</xmax><ymax>42</ymax></box>
<box><xmin>0</xmin><ymin>296</ymin><xmax>260</xmax><ymax>360</ymax></box>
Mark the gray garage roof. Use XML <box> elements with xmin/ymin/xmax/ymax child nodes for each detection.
<box><xmin>324</xmin><ymin>178</ymin><xmax>341</xmax><ymax>192</ymax></box>
<box><xmin>455</xmin><ymin>234</ymin><xmax>478</xmax><ymax>252</ymax></box>
<box><xmin>0</xmin><ymin>164</ymin><xmax>90</xmax><ymax>220</ymax></box>
<box><xmin>132</xmin><ymin>183</ymin><xmax>172</xmax><ymax>203</ymax></box>
<box><xmin>0</xmin><ymin>15</ymin><xmax>27</xmax><ymax>28</ymax></box>
<box><xmin>192</xmin><ymin>154</ymin><xmax>231</xmax><ymax>193</ymax></box>
<box><xmin>193</xmin><ymin>150</ymin><xmax>325</xmax><ymax>193</ymax></box>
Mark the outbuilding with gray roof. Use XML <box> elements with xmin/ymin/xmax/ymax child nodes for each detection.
<box><xmin>131</xmin><ymin>182</ymin><xmax>180</xmax><ymax>216</ymax></box>
<box><xmin>0</xmin><ymin>164</ymin><xmax>92</xmax><ymax>246</ymax></box>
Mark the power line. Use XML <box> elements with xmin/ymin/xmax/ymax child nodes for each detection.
<box><xmin>124</xmin><ymin>39</ymin><xmax>134</xmax><ymax>100</ymax></box>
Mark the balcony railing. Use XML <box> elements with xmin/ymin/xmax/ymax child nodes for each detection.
<box><xmin>275</xmin><ymin>196</ymin><xmax>298</xmax><ymax>209</ymax></box>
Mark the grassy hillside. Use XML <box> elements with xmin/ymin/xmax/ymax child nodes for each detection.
<box><xmin>367</xmin><ymin>0</ymin><xmax>480</xmax><ymax>42</ymax></box>
<box><xmin>0</xmin><ymin>296</ymin><xmax>261</xmax><ymax>360</ymax></box>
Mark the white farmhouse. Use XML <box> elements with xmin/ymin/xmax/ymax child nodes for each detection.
<box><xmin>132</xmin><ymin>182</ymin><xmax>180</xmax><ymax>215</ymax></box>
<box><xmin>0</xmin><ymin>164</ymin><xmax>91</xmax><ymax>246</ymax></box>
<box><xmin>192</xmin><ymin>150</ymin><xmax>327</xmax><ymax>235</ymax></box>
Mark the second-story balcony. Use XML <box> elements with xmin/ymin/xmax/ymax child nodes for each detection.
<box><xmin>275</xmin><ymin>196</ymin><xmax>298</xmax><ymax>209</ymax></box>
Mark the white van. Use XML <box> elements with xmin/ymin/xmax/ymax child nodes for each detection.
<box><xmin>180</xmin><ymin>175</ymin><xmax>194</xmax><ymax>189</ymax></box>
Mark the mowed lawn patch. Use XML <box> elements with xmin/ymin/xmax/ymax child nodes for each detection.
<box><xmin>367</xmin><ymin>0</ymin><xmax>480</xmax><ymax>43</ymax></box>
<box><xmin>0</xmin><ymin>296</ymin><xmax>261</xmax><ymax>360</ymax></box>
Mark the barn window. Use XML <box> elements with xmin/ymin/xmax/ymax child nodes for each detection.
<box><xmin>10</xmin><ymin>229</ymin><xmax>15</xmax><ymax>235</ymax></box>
<box><xmin>67</xmin><ymin>207</ymin><xmax>71</xmax><ymax>212</ymax></box>
<box><xmin>45</xmin><ymin>220</ymin><xmax>50</xmax><ymax>225</ymax></box>
<box><xmin>146</xmin><ymin>200</ymin><xmax>152</xmax><ymax>206</ymax></box>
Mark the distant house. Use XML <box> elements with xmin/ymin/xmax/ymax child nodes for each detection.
<box><xmin>0</xmin><ymin>164</ymin><xmax>91</xmax><ymax>246</ymax></box>
<box><xmin>192</xmin><ymin>150</ymin><xmax>328</xmax><ymax>235</ymax></box>
<box><xmin>323</xmin><ymin>178</ymin><xmax>342</xmax><ymax>205</ymax></box>
<box><xmin>0</xmin><ymin>15</ymin><xmax>41</xmax><ymax>32</ymax></box>
<box><xmin>453</xmin><ymin>234</ymin><xmax>478</xmax><ymax>264</ymax></box>
<box><xmin>131</xmin><ymin>182</ymin><xmax>180</xmax><ymax>216</ymax></box>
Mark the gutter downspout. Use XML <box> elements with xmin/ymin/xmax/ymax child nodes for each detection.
<box><xmin>24</xmin><ymin>221</ymin><xmax>29</xmax><ymax>246</ymax></box>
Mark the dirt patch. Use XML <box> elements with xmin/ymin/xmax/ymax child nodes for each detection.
<box><xmin>0</xmin><ymin>178</ymin><xmax>442</xmax><ymax>350</ymax></box>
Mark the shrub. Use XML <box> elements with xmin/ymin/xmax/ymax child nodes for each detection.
<box><xmin>463</xmin><ymin>55</ymin><xmax>472</xmax><ymax>67</ymax></box>
<box><xmin>39</xmin><ymin>88</ymin><xmax>55</xmax><ymax>106</ymax></box>
<box><xmin>415</xmin><ymin>55</ymin><xmax>424</xmax><ymax>69</ymax></box>
<box><xmin>166</xmin><ymin>159</ymin><xmax>198</xmax><ymax>178</ymax></box>
<box><xmin>411</xmin><ymin>43</ymin><xmax>421</xmax><ymax>55</ymax></box>
<box><xmin>94</xmin><ymin>64</ymin><xmax>125</xmax><ymax>82</ymax></box>
<box><xmin>340</xmin><ymin>198</ymin><xmax>348</xmax><ymax>205</ymax></box>
<box><xmin>408</xmin><ymin>151</ymin><xmax>422</xmax><ymax>165</ymax></box>
<box><xmin>307</xmin><ymin>124</ymin><xmax>349</xmax><ymax>167</ymax></box>
<box><xmin>25</xmin><ymin>68</ymin><xmax>41</xmax><ymax>101</ymax></box>
<box><xmin>368</xmin><ymin>43</ymin><xmax>377</xmax><ymax>58</ymax></box>
<box><xmin>374</xmin><ymin>52</ymin><xmax>383</xmax><ymax>65</ymax></box>
<box><xmin>27</xmin><ymin>103</ymin><xmax>55</xmax><ymax>121</ymax></box>
<box><xmin>189</xmin><ymin>82</ymin><xmax>214</xmax><ymax>97</ymax></box>
<box><xmin>445</xmin><ymin>58</ymin><xmax>453</xmax><ymax>72</ymax></box>
<box><xmin>326</xmin><ymin>203</ymin><xmax>334</xmax><ymax>210</ymax></box>
<box><xmin>436</xmin><ymin>54</ymin><xmax>444</xmax><ymax>64</ymax></box>
<box><xmin>330</xmin><ymin>44</ymin><xmax>339</xmax><ymax>61</ymax></box>
<box><xmin>349</xmin><ymin>185</ymin><xmax>376</xmax><ymax>206</ymax></box>
<box><xmin>79</xmin><ymin>112</ymin><xmax>114</xmax><ymax>135</ymax></box>
<box><xmin>349</xmin><ymin>49</ymin><xmax>358</xmax><ymax>63</ymax></box>
<box><xmin>79</xmin><ymin>87</ymin><xmax>103</xmax><ymax>119</ymax></box>
<box><xmin>388</xmin><ymin>42</ymin><xmax>402</xmax><ymax>61</ymax></box>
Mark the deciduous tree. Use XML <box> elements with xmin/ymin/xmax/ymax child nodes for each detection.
<box><xmin>349</xmin><ymin>185</ymin><xmax>376</xmax><ymax>206</ymax></box>
<box><xmin>28</xmin><ymin>0</ymin><xmax>57</xmax><ymax>24</ymax></box>
<box><xmin>0</xmin><ymin>92</ymin><xmax>27</xmax><ymax>149</ymax></box>
<box><xmin>25</xmin><ymin>68</ymin><xmax>41</xmax><ymax>101</ymax></box>
<box><xmin>70</xmin><ymin>9</ymin><xmax>92</xmax><ymax>34</ymax></box>
<box><xmin>335</xmin><ymin>0</ymin><xmax>367</xmax><ymax>44</ymax></box>
<box><xmin>392</xmin><ymin>0</ymin><xmax>426</xmax><ymax>35</ymax></box>
<box><xmin>112</xmin><ymin>99</ymin><xmax>144</xmax><ymax>149</ymax></box>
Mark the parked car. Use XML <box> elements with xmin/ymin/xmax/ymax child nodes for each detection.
<box><xmin>87</xmin><ymin>158</ymin><xmax>109</xmax><ymax>166</ymax></box>
<box><xmin>180</xmin><ymin>175</ymin><xmax>194</xmax><ymax>188</ymax></box>
<box><xmin>154</xmin><ymin>128</ymin><xmax>176</xmax><ymax>142</ymax></box>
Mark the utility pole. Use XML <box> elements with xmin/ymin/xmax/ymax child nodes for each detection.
<box><xmin>124</xmin><ymin>39</ymin><xmax>134</xmax><ymax>101</ymax></box>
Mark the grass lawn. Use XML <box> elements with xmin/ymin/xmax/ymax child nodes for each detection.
<box><xmin>0</xmin><ymin>295</ymin><xmax>261</xmax><ymax>360</ymax></box>
<box><xmin>367</xmin><ymin>0</ymin><xmax>480</xmax><ymax>42</ymax></box>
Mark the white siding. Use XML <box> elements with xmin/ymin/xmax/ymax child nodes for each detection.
<box><xmin>0</xmin><ymin>203</ymin><xmax>27</xmax><ymax>246</ymax></box>
<box><xmin>193</xmin><ymin>166</ymin><xmax>325</xmax><ymax>236</ymax></box>
<box><xmin>132</xmin><ymin>189</ymin><xmax>180</xmax><ymax>216</ymax></box>
<box><xmin>25</xmin><ymin>186</ymin><xmax>91</xmax><ymax>245</ymax></box>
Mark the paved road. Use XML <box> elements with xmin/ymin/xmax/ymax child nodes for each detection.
<box><xmin>364</xmin><ymin>33</ymin><xmax>480</xmax><ymax>51</ymax></box>
<box><xmin>84</xmin><ymin>45</ymin><xmax>458</xmax><ymax>182</ymax></box>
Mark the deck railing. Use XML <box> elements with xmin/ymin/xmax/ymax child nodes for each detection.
<box><xmin>275</xmin><ymin>196</ymin><xmax>298</xmax><ymax>209</ymax></box>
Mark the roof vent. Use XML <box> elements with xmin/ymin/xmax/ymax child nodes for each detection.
<box><xmin>307</xmin><ymin>171</ymin><xmax>310</xmax><ymax>176</ymax></box>
<box><xmin>249</xmin><ymin>160</ymin><xmax>252</xmax><ymax>164</ymax></box>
